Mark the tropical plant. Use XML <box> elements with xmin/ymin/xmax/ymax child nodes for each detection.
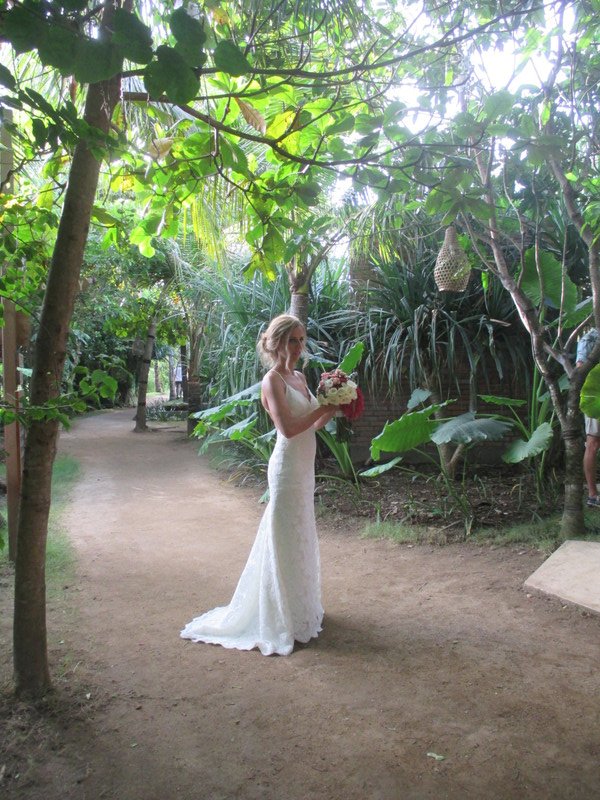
<box><xmin>369</xmin><ymin>391</ymin><xmax>514</xmax><ymax>535</ymax></box>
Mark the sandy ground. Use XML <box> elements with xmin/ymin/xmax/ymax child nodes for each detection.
<box><xmin>1</xmin><ymin>408</ymin><xmax>600</xmax><ymax>800</ymax></box>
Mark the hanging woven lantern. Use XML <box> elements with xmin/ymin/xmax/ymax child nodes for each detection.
<box><xmin>434</xmin><ymin>226</ymin><xmax>471</xmax><ymax>292</ymax></box>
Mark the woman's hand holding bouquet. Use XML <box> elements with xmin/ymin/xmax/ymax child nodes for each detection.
<box><xmin>316</xmin><ymin>368</ymin><xmax>365</xmax><ymax>421</ymax></box>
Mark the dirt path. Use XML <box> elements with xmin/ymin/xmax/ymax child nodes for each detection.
<box><xmin>2</xmin><ymin>408</ymin><xmax>600</xmax><ymax>799</ymax></box>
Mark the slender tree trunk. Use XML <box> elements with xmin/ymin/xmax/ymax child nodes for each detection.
<box><xmin>168</xmin><ymin>351</ymin><xmax>176</xmax><ymax>400</ymax></box>
<box><xmin>153</xmin><ymin>359</ymin><xmax>162</xmax><ymax>394</ymax></box>
<box><xmin>13</xmin><ymin>39</ymin><xmax>121</xmax><ymax>695</ymax></box>
<box><xmin>180</xmin><ymin>344</ymin><xmax>188</xmax><ymax>401</ymax></box>
<box><xmin>134</xmin><ymin>318</ymin><xmax>158</xmax><ymax>432</ymax></box>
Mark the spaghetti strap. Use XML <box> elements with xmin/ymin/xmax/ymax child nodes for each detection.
<box><xmin>270</xmin><ymin>369</ymin><xmax>289</xmax><ymax>388</ymax></box>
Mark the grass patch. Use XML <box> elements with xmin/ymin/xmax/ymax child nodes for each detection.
<box><xmin>472</xmin><ymin>516</ymin><xmax>563</xmax><ymax>553</ymax></box>
<box><xmin>362</xmin><ymin>518</ymin><xmax>447</xmax><ymax>546</ymax></box>
<box><xmin>0</xmin><ymin>455</ymin><xmax>81</xmax><ymax>588</ymax></box>
<box><xmin>363</xmin><ymin>509</ymin><xmax>600</xmax><ymax>553</ymax></box>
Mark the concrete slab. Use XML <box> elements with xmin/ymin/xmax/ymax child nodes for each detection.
<box><xmin>524</xmin><ymin>540</ymin><xmax>600</xmax><ymax>615</ymax></box>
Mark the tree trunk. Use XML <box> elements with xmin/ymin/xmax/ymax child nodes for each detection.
<box><xmin>168</xmin><ymin>351</ymin><xmax>176</xmax><ymax>400</ymax></box>
<box><xmin>153</xmin><ymin>360</ymin><xmax>162</xmax><ymax>394</ymax></box>
<box><xmin>180</xmin><ymin>344</ymin><xmax>188</xmax><ymax>401</ymax></box>
<box><xmin>558</xmin><ymin>387</ymin><xmax>586</xmax><ymax>536</ymax></box>
<box><xmin>134</xmin><ymin>318</ymin><xmax>158</xmax><ymax>432</ymax></box>
<box><xmin>561</xmin><ymin>427</ymin><xmax>585</xmax><ymax>537</ymax></box>
<box><xmin>13</xmin><ymin>42</ymin><xmax>121</xmax><ymax>695</ymax></box>
<box><xmin>289</xmin><ymin>290</ymin><xmax>309</xmax><ymax>326</ymax></box>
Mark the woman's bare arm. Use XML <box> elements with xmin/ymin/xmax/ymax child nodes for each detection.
<box><xmin>261</xmin><ymin>372</ymin><xmax>335</xmax><ymax>438</ymax></box>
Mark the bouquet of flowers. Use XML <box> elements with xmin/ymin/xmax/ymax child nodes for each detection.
<box><xmin>317</xmin><ymin>368</ymin><xmax>365</xmax><ymax>421</ymax></box>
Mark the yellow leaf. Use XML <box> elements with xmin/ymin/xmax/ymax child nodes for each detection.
<box><xmin>210</xmin><ymin>7</ymin><xmax>230</xmax><ymax>25</ymax></box>
<box><xmin>147</xmin><ymin>137</ymin><xmax>174</xmax><ymax>159</ymax></box>
<box><xmin>235</xmin><ymin>98</ymin><xmax>266</xmax><ymax>135</ymax></box>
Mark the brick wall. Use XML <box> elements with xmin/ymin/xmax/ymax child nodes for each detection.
<box><xmin>350</xmin><ymin>354</ymin><xmax>530</xmax><ymax>465</ymax></box>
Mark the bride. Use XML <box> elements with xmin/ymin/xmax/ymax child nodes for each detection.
<box><xmin>181</xmin><ymin>314</ymin><xmax>336</xmax><ymax>655</ymax></box>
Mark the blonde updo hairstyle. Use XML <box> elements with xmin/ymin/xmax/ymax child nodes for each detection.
<box><xmin>257</xmin><ymin>314</ymin><xmax>307</xmax><ymax>368</ymax></box>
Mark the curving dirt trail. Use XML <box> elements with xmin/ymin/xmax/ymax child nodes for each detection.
<box><xmin>1</xmin><ymin>407</ymin><xmax>600</xmax><ymax>799</ymax></box>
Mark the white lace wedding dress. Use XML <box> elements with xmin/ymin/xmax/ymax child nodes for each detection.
<box><xmin>180</xmin><ymin>381</ymin><xmax>323</xmax><ymax>656</ymax></box>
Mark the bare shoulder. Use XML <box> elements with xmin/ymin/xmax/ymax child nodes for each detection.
<box><xmin>262</xmin><ymin>370</ymin><xmax>285</xmax><ymax>395</ymax></box>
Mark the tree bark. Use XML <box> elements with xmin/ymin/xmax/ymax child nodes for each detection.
<box><xmin>289</xmin><ymin>290</ymin><xmax>309</xmax><ymax>326</ymax></box>
<box><xmin>168</xmin><ymin>351</ymin><xmax>176</xmax><ymax>400</ymax></box>
<box><xmin>153</xmin><ymin>360</ymin><xmax>162</xmax><ymax>394</ymax></box>
<box><xmin>13</xmin><ymin>6</ymin><xmax>121</xmax><ymax>698</ymax></box>
<box><xmin>560</xmin><ymin>407</ymin><xmax>585</xmax><ymax>538</ymax></box>
<box><xmin>180</xmin><ymin>344</ymin><xmax>188</xmax><ymax>401</ymax></box>
<box><xmin>134</xmin><ymin>318</ymin><xmax>158</xmax><ymax>432</ymax></box>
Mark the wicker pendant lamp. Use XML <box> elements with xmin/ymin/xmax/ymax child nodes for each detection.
<box><xmin>434</xmin><ymin>226</ymin><xmax>471</xmax><ymax>292</ymax></box>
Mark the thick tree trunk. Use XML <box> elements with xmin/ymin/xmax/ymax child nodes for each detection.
<box><xmin>13</xmin><ymin>11</ymin><xmax>121</xmax><ymax>698</ymax></box>
<box><xmin>558</xmin><ymin>386</ymin><xmax>587</xmax><ymax>536</ymax></box>
<box><xmin>134</xmin><ymin>318</ymin><xmax>158</xmax><ymax>432</ymax></box>
<box><xmin>561</xmin><ymin>426</ymin><xmax>585</xmax><ymax>537</ymax></box>
<box><xmin>289</xmin><ymin>290</ymin><xmax>309</xmax><ymax>326</ymax></box>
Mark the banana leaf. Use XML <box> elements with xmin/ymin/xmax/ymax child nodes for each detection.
<box><xmin>502</xmin><ymin>422</ymin><xmax>554</xmax><ymax>463</ymax></box>
<box><xmin>431</xmin><ymin>412</ymin><xmax>512</xmax><ymax>445</ymax></box>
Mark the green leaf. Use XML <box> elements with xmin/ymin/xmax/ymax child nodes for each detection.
<box><xmin>74</xmin><ymin>40</ymin><xmax>123</xmax><ymax>84</ymax></box>
<box><xmin>325</xmin><ymin>114</ymin><xmax>355</xmax><ymax>135</ymax></box>
<box><xmin>359</xmin><ymin>456</ymin><xmax>402</xmax><ymax>478</ymax></box>
<box><xmin>170</xmin><ymin>8</ymin><xmax>207</xmax><ymax>68</ymax></box>
<box><xmin>0</xmin><ymin>64</ymin><xmax>16</xmax><ymax>91</ymax></box>
<box><xmin>483</xmin><ymin>90</ymin><xmax>515</xmax><ymax>121</ymax></box>
<box><xmin>356</xmin><ymin>167</ymin><xmax>388</xmax><ymax>189</ymax></box>
<box><xmin>294</xmin><ymin>181</ymin><xmax>321</xmax><ymax>206</ymax></box>
<box><xmin>407</xmin><ymin>388</ymin><xmax>432</xmax><ymax>410</ymax></box>
<box><xmin>479</xmin><ymin>394</ymin><xmax>527</xmax><ymax>408</ymax></box>
<box><xmin>338</xmin><ymin>342</ymin><xmax>365</xmax><ymax>374</ymax></box>
<box><xmin>113</xmin><ymin>9</ymin><xmax>154</xmax><ymax>65</ymax></box>
<box><xmin>262</xmin><ymin>225</ymin><xmax>286</xmax><ymax>262</ymax></box>
<box><xmin>144</xmin><ymin>46</ymin><xmax>200</xmax><ymax>104</ymax></box>
<box><xmin>562</xmin><ymin>297</ymin><xmax>593</xmax><ymax>329</ymax></box>
<box><xmin>37</xmin><ymin>25</ymin><xmax>78</xmax><ymax>73</ymax></box>
<box><xmin>502</xmin><ymin>422</ymin><xmax>554</xmax><ymax>463</ymax></box>
<box><xmin>520</xmin><ymin>249</ymin><xmax>577</xmax><ymax>312</ymax></box>
<box><xmin>354</xmin><ymin>113</ymin><xmax>382</xmax><ymax>134</ymax></box>
<box><xmin>580</xmin><ymin>364</ymin><xmax>600</xmax><ymax>419</ymax></box>
<box><xmin>91</xmin><ymin>206</ymin><xmax>121</xmax><ymax>227</ymax></box>
<box><xmin>2</xmin><ymin>5</ymin><xmax>46</xmax><ymax>53</ymax></box>
<box><xmin>370</xmin><ymin>408</ymin><xmax>438</xmax><ymax>461</ymax></box>
<box><xmin>213</xmin><ymin>40</ymin><xmax>252</xmax><ymax>77</ymax></box>
<box><xmin>431</xmin><ymin>413</ymin><xmax>512</xmax><ymax>445</ymax></box>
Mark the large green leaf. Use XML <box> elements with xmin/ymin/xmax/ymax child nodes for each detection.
<box><xmin>170</xmin><ymin>8</ymin><xmax>206</xmax><ymax>68</ymax></box>
<box><xmin>144</xmin><ymin>46</ymin><xmax>200</xmax><ymax>104</ymax></box>
<box><xmin>562</xmin><ymin>297</ymin><xmax>593</xmax><ymax>329</ymax></box>
<box><xmin>294</xmin><ymin>181</ymin><xmax>321</xmax><ymax>206</ymax></box>
<box><xmin>113</xmin><ymin>9</ymin><xmax>154</xmax><ymax>65</ymax></box>
<box><xmin>370</xmin><ymin>408</ymin><xmax>438</xmax><ymax>461</ymax></box>
<box><xmin>338</xmin><ymin>342</ymin><xmax>365</xmax><ymax>373</ymax></box>
<box><xmin>580</xmin><ymin>364</ymin><xmax>600</xmax><ymax>419</ymax></box>
<box><xmin>213</xmin><ymin>40</ymin><xmax>251</xmax><ymax>76</ymax></box>
<box><xmin>502</xmin><ymin>422</ymin><xmax>554</xmax><ymax>463</ymax></box>
<box><xmin>74</xmin><ymin>40</ymin><xmax>123</xmax><ymax>84</ymax></box>
<box><xmin>431</xmin><ymin>413</ymin><xmax>512</xmax><ymax>445</ymax></box>
<box><xmin>0</xmin><ymin>64</ymin><xmax>16</xmax><ymax>91</ymax></box>
<box><xmin>37</xmin><ymin>25</ymin><xmax>78</xmax><ymax>73</ymax></box>
<box><xmin>483</xmin><ymin>90</ymin><xmax>515</xmax><ymax>121</ymax></box>
<box><xmin>520</xmin><ymin>249</ymin><xmax>577</xmax><ymax>312</ymax></box>
<box><xmin>2</xmin><ymin>5</ymin><xmax>46</xmax><ymax>53</ymax></box>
